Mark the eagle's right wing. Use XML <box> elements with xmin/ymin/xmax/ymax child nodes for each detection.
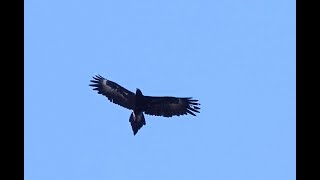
<box><xmin>89</xmin><ymin>75</ymin><xmax>135</xmax><ymax>110</ymax></box>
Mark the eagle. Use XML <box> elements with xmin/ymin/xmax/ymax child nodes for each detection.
<box><xmin>89</xmin><ymin>74</ymin><xmax>200</xmax><ymax>135</ymax></box>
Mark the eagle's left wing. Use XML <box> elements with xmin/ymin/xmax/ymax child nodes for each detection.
<box><xmin>142</xmin><ymin>96</ymin><xmax>200</xmax><ymax>117</ymax></box>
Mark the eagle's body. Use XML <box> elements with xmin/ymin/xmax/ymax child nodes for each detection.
<box><xmin>89</xmin><ymin>75</ymin><xmax>200</xmax><ymax>135</ymax></box>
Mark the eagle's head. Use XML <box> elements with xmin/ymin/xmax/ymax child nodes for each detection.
<box><xmin>136</xmin><ymin>88</ymin><xmax>143</xmax><ymax>96</ymax></box>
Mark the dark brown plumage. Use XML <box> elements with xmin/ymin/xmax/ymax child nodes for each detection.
<box><xmin>89</xmin><ymin>74</ymin><xmax>200</xmax><ymax>135</ymax></box>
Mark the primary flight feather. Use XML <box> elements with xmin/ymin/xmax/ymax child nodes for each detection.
<box><xmin>89</xmin><ymin>74</ymin><xmax>200</xmax><ymax>135</ymax></box>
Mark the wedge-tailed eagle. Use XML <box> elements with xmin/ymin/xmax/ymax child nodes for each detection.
<box><xmin>89</xmin><ymin>74</ymin><xmax>200</xmax><ymax>135</ymax></box>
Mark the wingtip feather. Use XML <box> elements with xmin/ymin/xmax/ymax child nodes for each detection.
<box><xmin>186</xmin><ymin>109</ymin><xmax>197</xmax><ymax>116</ymax></box>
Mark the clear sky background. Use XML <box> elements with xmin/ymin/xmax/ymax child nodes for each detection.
<box><xmin>25</xmin><ymin>0</ymin><xmax>296</xmax><ymax>179</ymax></box>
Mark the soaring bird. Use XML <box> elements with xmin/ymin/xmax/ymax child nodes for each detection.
<box><xmin>89</xmin><ymin>75</ymin><xmax>200</xmax><ymax>135</ymax></box>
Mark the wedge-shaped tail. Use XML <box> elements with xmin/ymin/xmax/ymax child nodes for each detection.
<box><xmin>129</xmin><ymin>112</ymin><xmax>146</xmax><ymax>135</ymax></box>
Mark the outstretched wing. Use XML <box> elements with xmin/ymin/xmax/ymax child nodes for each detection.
<box><xmin>142</xmin><ymin>96</ymin><xmax>200</xmax><ymax>117</ymax></box>
<box><xmin>89</xmin><ymin>75</ymin><xmax>135</xmax><ymax>110</ymax></box>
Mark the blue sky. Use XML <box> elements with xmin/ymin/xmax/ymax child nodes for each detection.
<box><xmin>25</xmin><ymin>0</ymin><xmax>295</xmax><ymax>179</ymax></box>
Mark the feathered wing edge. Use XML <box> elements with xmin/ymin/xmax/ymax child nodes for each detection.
<box><xmin>143</xmin><ymin>96</ymin><xmax>201</xmax><ymax>117</ymax></box>
<box><xmin>185</xmin><ymin>98</ymin><xmax>201</xmax><ymax>116</ymax></box>
<box><xmin>89</xmin><ymin>74</ymin><xmax>135</xmax><ymax>110</ymax></box>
